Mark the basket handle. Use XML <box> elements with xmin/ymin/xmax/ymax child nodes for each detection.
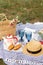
<box><xmin>0</xmin><ymin>13</ymin><xmax>8</xmax><ymax>21</ymax></box>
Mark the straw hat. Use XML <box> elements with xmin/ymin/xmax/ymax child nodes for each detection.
<box><xmin>22</xmin><ymin>40</ymin><xmax>43</xmax><ymax>56</ymax></box>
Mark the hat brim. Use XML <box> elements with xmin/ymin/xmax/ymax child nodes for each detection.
<box><xmin>22</xmin><ymin>45</ymin><xmax>43</xmax><ymax>56</ymax></box>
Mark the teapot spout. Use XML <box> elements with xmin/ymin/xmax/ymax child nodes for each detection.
<box><xmin>2</xmin><ymin>37</ymin><xmax>5</xmax><ymax>40</ymax></box>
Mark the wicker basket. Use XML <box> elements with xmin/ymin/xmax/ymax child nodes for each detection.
<box><xmin>0</xmin><ymin>13</ymin><xmax>17</xmax><ymax>40</ymax></box>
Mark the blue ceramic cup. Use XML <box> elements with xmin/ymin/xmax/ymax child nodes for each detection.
<box><xmin>18</xmin><ymin>29</ymin><xmax>24</xmax><ymax>42</ymax></box>
<box><xmin>25</xmin><ymin>31</ymin><xmax>32</xmax><ymax>42</ymax></box>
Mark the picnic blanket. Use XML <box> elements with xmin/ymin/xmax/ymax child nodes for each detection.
<box><xmin>0</xmin><ymin>22</ymin><xmax>43</xmax><ymax>65</ymax></box>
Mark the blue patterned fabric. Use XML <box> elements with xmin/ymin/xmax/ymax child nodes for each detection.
<box><xmin>0</xmin><ymin>22</ymin><xmax>43</xmax><ymax>65</ymax></box>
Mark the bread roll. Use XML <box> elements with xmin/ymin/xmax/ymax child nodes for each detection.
<box><xmin>8</xmin><ymin>44</ymin><xmax>14</xmax><ymax>50</ymax></box>
<box><xmin>13</xmin><ymin>44</ymin><xmax>22</xmax><ymax>50</ymax></box>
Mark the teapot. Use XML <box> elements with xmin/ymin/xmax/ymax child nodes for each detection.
<box><xmin>3</xmin><ymin>35</ymin><xmax>18</xmax><ymax>50</ymax></box>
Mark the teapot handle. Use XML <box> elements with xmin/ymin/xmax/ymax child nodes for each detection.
<box><xmin>13</xmin><ymin>36</ymin><xmax>18</xmax><ymax>44</ymax></box>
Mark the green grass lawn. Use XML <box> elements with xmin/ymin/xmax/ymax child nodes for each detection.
<box><xmin>0</xmin><ymin>0</ymin><xmax>43</xmax><ymax>23</ymax></box>
<box><xmin>0</xmin><ymin>59</ymin><xmax>7</xmax><ymax>65</ymax></box>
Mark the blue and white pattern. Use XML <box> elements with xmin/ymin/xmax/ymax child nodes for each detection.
<box><xmin>0</xmin><ymin>22</ymin><xmax>43</xmax><ymax>65</ymax></box>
